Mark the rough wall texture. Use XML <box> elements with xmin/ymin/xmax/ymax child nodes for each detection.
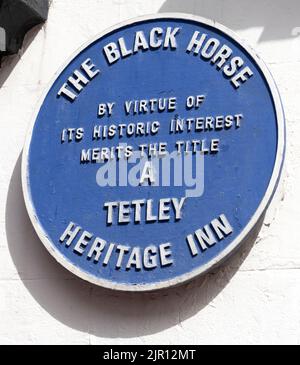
<box><xmin>0</xmin><ymin>0</ymin><xmax>300</xmax><ymax>345</ymax></box>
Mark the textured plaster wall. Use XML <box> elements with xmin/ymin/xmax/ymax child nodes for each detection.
<box><xmin>0</xmin><ymin>0</ymin><xmax>300</xmax><ymax>345</ymax></box>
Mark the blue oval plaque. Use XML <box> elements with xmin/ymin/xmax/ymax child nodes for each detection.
<box><xmin>22</xmin><ymin>14</ymin><xmax>285</xmax><ymax>291</ymax></box>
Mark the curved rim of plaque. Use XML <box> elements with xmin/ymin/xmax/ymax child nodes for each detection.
<box><xmin>22</xmin><ymin>13</ymin><xmax>285</xmax><ymax>292</ymax></box>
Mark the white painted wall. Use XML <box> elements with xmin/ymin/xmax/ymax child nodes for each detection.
<box><xmin>0</xmin><ymin>0</ymin><xmax>300</xmax><ymax>345</ymax></box>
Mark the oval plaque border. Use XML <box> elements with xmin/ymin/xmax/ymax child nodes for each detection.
<box><xmin>22</xmin><ymin>13</ymin><xmax>285</xmax><ymax>292</ymax></box>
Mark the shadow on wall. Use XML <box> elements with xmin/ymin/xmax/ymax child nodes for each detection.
<box><xmin>6</xmin><ymin>155</ymin><xmax>264</xmax><ymax>339</ymax></box>
<box><xmin>159</xmin><ymin>0</ymin><xmax>300</xmax><ymax>42</ymax></box>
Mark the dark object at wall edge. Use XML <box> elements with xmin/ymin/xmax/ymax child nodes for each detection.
<box><xmin>0</xmin><ymin>0</ymin><xmax>49</xmax><ymax>58</ymax></box>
